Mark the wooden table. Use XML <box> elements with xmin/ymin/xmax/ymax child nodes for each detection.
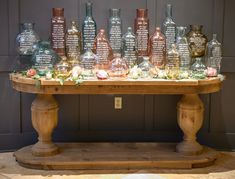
<box><xmin>10</xmin><ymin>74</ymin><xmax>223</xmax><ymax>169</ymax></box>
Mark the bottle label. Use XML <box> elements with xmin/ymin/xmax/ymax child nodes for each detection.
<box><xmin>189</xmin><ymin>37</ymin><xmax>206</xmax><ymax>53</ymax></box>
<box><xmin>123</xmin><ymin>37</ymin><xmax>137</xmax><ymax>65</ymax></box>
<box><xmin>136</xmin><ymin>21</ymin><xmax>149</xmax><ymax>52</ymax></box>
<box><xmin>83</xmin><ymin>24</ymin><xmax>96</xmax><ymax>50</ymax></box>
<box><xmin>178</xmin><ymin>43</ymin><xmax>190</xmax><ymax>66</ymax></box>
<box><xmin>82</xmin><ymin>58</ymin><xmax>94</xmax><ymax>70</ymax></box>
<box><xmin>109</xmin><ymin>25</ymin><xmax>122</xmax><ymax>52</ymax></box>
<box><xmin>51</xmin><ymin>19</ymin><xmax>65</xmax><ymax>54</ymax></box>
<box><xmin>66</xmin><ymin>34</ymin><xmax>81</xmax><ymax>57</ymax></box>
<box><xmin>167</xmin><ymin>54</ymin><xmax>179</xmax><ymax>68</ymax></box>
<box><xmin>34</xmin><ymin>54</ymin><xmax>53</xmax><ymax>70</ymax></box>
<box><xmin>165</xmin><ymin>26</ymin><xmax>176</xmax><ymax>50</ymax></box>
<box><xmin>96</xmin><ymin>42</ymin><xmax>109</xmax><ymax>64</ymax></box>
<box><xmin>19</xmin><ymin>33</ymin><xmax>36</xmax><ymax>53</ymax></box>
<box><xmin>151</xmin><ymin>40</ymin><xmax>165</xmax><ymax>65</ymax></box>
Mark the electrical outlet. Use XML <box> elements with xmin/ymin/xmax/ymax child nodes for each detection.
<box><xmin>114</xmin><ymin>97</ymin><xmax>122</xmax><ymax>109</ymax></box>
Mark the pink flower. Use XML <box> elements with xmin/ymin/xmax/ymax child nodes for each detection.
<box><xmin>26</xmin><ymin>69</ymin><xmax>37</xmax><ymax>77</ymax></box>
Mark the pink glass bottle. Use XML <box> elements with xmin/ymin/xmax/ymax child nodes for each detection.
<box><xmin>93</xmin><ymin>29</ymin><xmax>113</xmax><ymax>70</ymax></box>
<box><xmin>148</xmin><ymin>27</ymin><xmax>166</xmax><ymax>69</ymax></box>
<box><xmin>134</xmin><ymin>9</ymin><xmax>149</xmax><ymax>57</ymax></box>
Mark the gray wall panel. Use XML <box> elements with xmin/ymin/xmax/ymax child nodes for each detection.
<box><xmin>0</xmin><ymin>0</ymin><xmax>9</xmax><ymax>55</ymax></box>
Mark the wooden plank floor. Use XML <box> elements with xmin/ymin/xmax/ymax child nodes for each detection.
<box><xmin>14</xmin><ymin>143</ymin><xmax>219</xmax><ymax>170</ymax></box>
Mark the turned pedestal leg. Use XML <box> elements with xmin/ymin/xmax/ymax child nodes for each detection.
<box><xmin>31</xmin><ymin>94</ymin><xmax>59</xmax><ymax>157</ymax></box>
<box><xmin>176</xmin><ymin>94</ymin><xmax>204</xmax><ymax>155</ymax></box>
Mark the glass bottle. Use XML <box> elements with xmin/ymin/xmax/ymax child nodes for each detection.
<box><xmin>148</xmin><ymin>27</ymin><xmax>166</xmax><ymax>69</ymax></box>
<box><xmin>108</xmin><ymin>9</ymin><xmax>122</xmax><ymax>54</ymax></box>
<box><xmin>80</xmin><ymin>48</ymin><xmax>98</xmax><ymax>78</ymax></box>
<box><xmin>187</xmin><ymin>25</ymin><xmax>208</xmax><ymax>58</ymax></box>
<box><xmin>54</xmin><ymin>56</ymin><xmax>71</xmax><ymax>79</ymax></box>
<box><xmin>31</xmin><ymin>41</ymin><xmax>59</xmax><ymax>76</ymax></box>
<box><xmin>135</xmin><ymin>9</ymin><xmax>149</xmax><ymax>57</ymax></box>
<box><xmin>93</xmin><ymin>29</ymin><xmax>113</xmax><ymax>70</ymax></box>
<box><xmin>121</xmin><ymin>27</ymin><xmax>137</xmax><ymax>68</ymax></box>
<box><xmin>108</xmin><ymin>53</ymin><xmax>128</xmax><ymax>78</ymax></box>
<box><xmin>51</xmin><ymin>8</ymin><xmax>66</xmax><ymax>56</ymax></box>
<box><xmin>82</xmin><ymin>2</ymin><xmax>97</xmax><ymax>51</ymax></box>
<box><xmin>65</xmin><ymin>21</ymin><xmax>82</xmax><ymax>65</ymax></box>
<box><xmin>176</xmin><ymin>26</ymin><xmax>191</xmax><ymax>71</ymax></box>
<box><xmin>138</xmin><ymin>56</ymin><xmax>155</xmax><ymax>78</ymax></box>
<box><xmin>162</xmin><ymin>4</ymin><xmax>176</xmax><ymax>51</ymax></box>
<box><xmin>165</xmin><ymin>44</ymin><xmax>180</xmax><ymax>79</ymax></box>
<box><xmin>205</xmin><ymin>34</ymin><xmax>222</xmax><ymax>77</ymax></box>
<box><xmin>191</xmin><ymin>57</ymin><xmax>206</xmax><ymax>79</ymax></box>
<box><xmin>16</xmin><ymin>23</ymin><xmax>40</xmax><ymax>56</ymax></box>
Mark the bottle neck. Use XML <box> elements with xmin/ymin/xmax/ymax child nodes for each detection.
<box><xmin>22</xmin><ymin>23</ymin><xmax>34</xmax><ymax>31</ymax></box>
<box><xmin>127</xmin><ymin>27</ymin><xmax>132</xmax><ymax>33</ymax></box>
<box><xmin>212</xmin><ymin>34</ymin><xmax>217</xmax><ymax>40</ymax></box>
<box><xmin>110</xmin><ymin>9</ymin><xmax>120</xmax><ymax>18</ymax></box>
<box><xmin>177</xmin><ymin>27</ymin><xmax>186</xmax><ymax>37</ymax></box>
<box><xmin>166</xmin><ymin>4</ymin><xmax>173</xmax><ymax>19</ymax></box>
<box><xmin>86</xmin><ymin>3</ymin><xmax>93</xmax><ymax>17</ymax></box>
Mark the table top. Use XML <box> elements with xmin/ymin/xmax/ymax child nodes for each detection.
<box><xmin>10</xmin><ymin>73</ymin><xmax>224</xmax><ymax>95</ymax></box>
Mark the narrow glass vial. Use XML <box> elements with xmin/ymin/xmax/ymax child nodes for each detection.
<box><xmin>93</xmin><ymin>29</ymin><xmax>113</xmax><ymax>70</ymax></box>
<box><xmin>51</xmin><ymin>8</ymin><xmax>66</xmax><ymax>56</ymax></box>
<box><xmin>162</xmin><ymin>4</ymin><xmax>176</xmax><ymax>51</ymax></box>
<box><xmin>31</xmin><ymin>41</ymin><xmax>59</xmax><ymax>76</ymax></box>
<box><xmin>65</xmin><ymin>21</ymin><xmax>82</xmax><ymax>65</ymax></box>
<box><xmin>134</xmin><ymin>9</ymin><xmax>149</xmax><ymax>57</ymax></box>
<box><xmin>148</xmin><ymin>27</ymin><xmax>166</xmax><ymax>69</ymax></box>
<box><xmin>165</xmin><ymin>44</ymin><xmax>180</xmax><ymax>79</ymax></box>
<box><xmin>121</xmin><ymin>27</ymin><xmax>137</xmax><ymax>68</ymax></box>
<box><xmin>187</xmin><ymin>25</ymin><xmax>208</xmax><ymax>58</ymax></box>
<box><xmin>80</xmin><ymin>48</ymin><xmax>98</xmax><ymax>78</ymax></box>
<box><xmin>176</xmin><ymin>26</ymin><xmax>191</xmax><ymax>70</ymax></box>
<box><xmin>82</xmin><ymin>2</ymin><xmax>97</xmax><ymax>51</ymax></box>
<box><xmin>16</xmin><ymin>23</ymin><xmax>40</xmax><ymax>56</ymax></box>
<box><xmin>108</xmin><ymin>9</ymin><xmax>122</xmax><ymax>54</ymax></box>
<box><xmin>205</xmin><ymin>34</ymin><xmax>222</xmax><ymax>76</ymax></box>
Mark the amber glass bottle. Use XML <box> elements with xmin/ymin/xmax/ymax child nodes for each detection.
<box><xmin>187</xmin><ymin>25</ymin><xmax>208</xmax><ymax>58</ymax></box>
<box><xmin>148</xmin><ymin>27</ymin><xmax>166</xmax><ymax>69</ymax></box>
<box><xmin>93</xmin><ymin>29</ymin><xmax>113</xmax><ymax>70</ymax></box>
<box><xmin>134</xmin><ymin>9</ymin><xmax>149</xmax><ymax>57</ymax></box>
<box><xmin>51</xmin><ymin>8</ymin><xmax>66</xmax><ymax>56</ymax></box>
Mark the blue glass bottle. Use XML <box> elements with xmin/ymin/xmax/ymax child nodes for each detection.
<box><xmin>82</xmin><ymin>2</ymin><xmax>97</xmax><ymax>52</ymax></box>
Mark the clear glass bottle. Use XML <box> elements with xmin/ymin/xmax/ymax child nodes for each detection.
<box><xmin>187</xmin><ymin>25</ymin><xmax>208</xmax><ymax>58</ymax></box>
<box><xmin>165</xmin><ymin>44</ymin><xmax>180</xmax><ymax>79</ymax></box>
<box><xmin>176</xmin><ymin>26</ymin><xmax>191</xmax><ymax>71</ymax></box>
<box><xmin>138</xmin><ymin>56</ymin><xmax>155</xmax><ymax>78</ymax></box>
<box><xmin>162</xmin><ymin>4</ymin><xmax>176</xmax><ymax>51</ymax></box>
<box><xmin>65</xmin><ymin>21</ymin><xmax>82</xmax><ymax>65</ymax></box>
<box><xmin>121</xmin><ymin>27</ymin><xmax>137</xmax><ymax>68</ymax></box>
<box><xmin>51</xmin><ymin>8</ymin><xmax>66</xmax><ymax>56</ymax></box>
<box><xmin>135</xmin><ymin>9</ymin><xmax>149</xmax><ymax>57</ymax></box>
<box><xmin>108</xmin><ymin>9</ymin><xmax>122</xmax><ymax>54</ymax></box>
<box><xmin>80</xmin><ymin>47</ymin><xmax>98</xmax><ymax>78</ymax></box>
<box><xmin>148</xmin><ymin>27</ymin><xmax>166</xmax><ymax>69</ymax></box>
<box><xmin>82</xmin><ymin>2</ymin><xmax>97</xmax><ymax>51</ymax></box>
<box><xmin>16</xmin><ymin>23</ymin><xmax>40</xmax><ymax>56</ymax></box>
<box><xmin>93</xmin><ymin>29</ymin><xmax>113</xmax><ymax>70</ymax></box>
<box><xmin>54</xmin><ymin>56</ymin><xmax>71</xmax><ymax>79</ymax></box>
<box><xmin>31</xmin><ymin>41</ymin><xmax>59</xmax><ymax>76</ymax></box>
<box><xmin>191</xmin><ymin>57</ymin><xmax>206</xmax><ymax>79</ymax></box>
<box><xmin>108</xmin><ymin>53</ymin><xmax>128</xmax><ymax>78</ymax></box>
<box><xmin>205</xmin><ymin>34</ymin><xmax>222</xmax><ymax>77</ymax></box>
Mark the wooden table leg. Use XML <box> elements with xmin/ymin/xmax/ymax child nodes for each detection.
<box><xmin>176</xmin><ymin>94</ymin><xmax>204</xmax><ymax>155</ymax></box>
<box><xmin>31</xmin><ymin>94</ymin><xmax>59</xmax><ymax>156</ymax></box>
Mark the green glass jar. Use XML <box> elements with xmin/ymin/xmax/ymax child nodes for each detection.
<box><xmin>31</xmin><ymin>41</ymin><xmax>60</xmax><ymax>76</ymax></box>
